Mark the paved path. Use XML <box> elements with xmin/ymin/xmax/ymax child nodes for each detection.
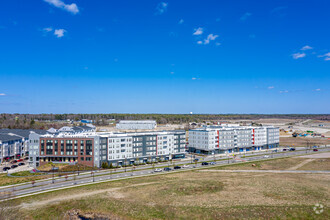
<box><xmin>299</xmin><ymin>152</ymin><xmax>330</xmax><ymax>159</ymax></box>
<box><xmin>288</xmin><ymin>159</ymin><xmax>315</xmax><ymax>170</ymax></box>
<box><xmin>199</xmin><ymin>169</ymin><xmax>330</xmax><ymax>174</ymax></box>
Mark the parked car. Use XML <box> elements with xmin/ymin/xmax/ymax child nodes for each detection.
<box><xmin>18</xmin><ymin>162</ymin><xmax>25</xmax><ymax>166</ymax></box>
<box><xmin>264</xmin><ymin>155</ymin><xmax>270</xmax><ymax>158</ymax></box>
<box><xmin>154</xmin><ymin>168</ymin><xmax>162</xmax><ymax>172</ymax></box>
<box><xmin>194</xmin><ymin>158</ymin><xmax>199</xmax><ymax>162</ymax></box>
<box><xmin>11</xmin><ymin>164</ymin><xmax>18</xmax><ymax>169</ymax></box>
<box><xmin>174</xmin><ymin>166</ymin><xmax>181</xmax><ymax>170</ymax></box>
<box><xmin>289</xmin><ymin>148</ymin><xmax>296</xmax><ymax>151</ymax></box>
<box><xmin>2</xmin><ymin>167</ymin><xmax>10</xmax><ymax>171</ymax></box>
<box><xmin>313</xmin><ymin>149</ymin><xmax>318</xmax><ymax>152</ymax></box>
<box><xmin>11</xmin><ymin>160</ymin><xmax>17</xmax><ymax>164</ymax></box>
<box><xmin>182</xmin><ymin>164</ymin><xmax>190</xmax><ymax>168</ymax></box>
<box><xmin>272</xmin><ymin>150</ymin><xmax>278</xmax><ymax>153</ymax></box>
<box><xmin>164</xmin><ymin>167</ymin><xmax>172</xmax><ymax>171</ymax></box>
<box><xmin>282</xmin><ymin>149</ymin><xmax>287</xmax><ymax>151</ymax></box>
<box><xmin>209</xmin><ymin>162</ymin><xmax>216</xmax><ymax>165</ymax></box>
<box><xmin>201</xmin><ymin>162</ymin><xmax>209</xmax><ymax>166</ymax></box>
<box><xmin>17</xmin><ymin>159</ymin><xmax>23</xmax><ymax>162</ymax></box>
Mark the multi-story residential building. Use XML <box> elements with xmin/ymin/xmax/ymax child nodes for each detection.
<box><xmin>188</xmin><ymin>125</ymin><xmax>279</xmax><ymax>154</ymax></box>
<box><xmin>0</xmin><ymin>129</ymin><xmax>47</xmax><ymax>163</ymax></box>
<box><xmin>29</xmin><ymin>130</ymin><xmax>186</xmax><ymax>168</ymax></box>
<box><xmin>116</xmin><ymin>120</ymin><xmax>157</xmax><ymax>130</ymax></box>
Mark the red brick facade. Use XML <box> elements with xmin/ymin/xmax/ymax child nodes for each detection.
<box><xmin>39</xmin><ymin>137</ymin><xmax>94</xmax><ymax>167</ymax></box>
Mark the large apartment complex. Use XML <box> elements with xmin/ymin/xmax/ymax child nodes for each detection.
<box><xmin>28</xmin><ymin>130</ymin><xmax>186</xmax><ymax>168</ymax></box>
<box><xmin>0</xmin><ymin>129</ymin><xmax>47</xmax><ymax>163</ymax></box>
<box><xmin>188</xmin><ymin>124</ymin><xmax>279</xmax><ymax>154</ymax></box>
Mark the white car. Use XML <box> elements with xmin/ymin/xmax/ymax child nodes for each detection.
<box><xmin>182</xmin><ymin>164</ymin><xmax>190</xmax><ymax>168</ymax></box>
<box><xmin>154</xmin><ymin>168</ymin><xmax>162</xmax><ymax>172</ymax></box>
<box><xmin>264</xmin><ymin>155</ymin><xmax>270</xmax><ymax>158</ymax></box>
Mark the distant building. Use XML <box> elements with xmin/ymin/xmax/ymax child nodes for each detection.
<box><xmin>116</xmin><ymin>120</ymin><xmax>157</xmax><ymax>130</ymax></box>
<box><xmin>81</xmin><ymin>119</ymin><xmax>93</xmax><ymax>124</ymax></box>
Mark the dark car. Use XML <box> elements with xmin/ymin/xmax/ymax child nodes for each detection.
<box><xmin>289</xmin><ymin>148</ymin><xmax>296</xmax><ymax>151</ymax></box>
<box><xmin>18</xmin><ymin>162</ymin><xmax>25</xmax><ymax>166</ymax></box>
<box><xmin>174</xmin><ymin>166</ymin><xmax>181</xmax><ymax>170</ymax></box>
<box><xmin>11</xmin><ymin>160</ymin><xmax>17</xmax><ymax>164</ymax></box>
<box><xmin>282</xmin><ymin>149</ymin><xmax>287</xmax><ymax>151</ymax></box>
<box><xmin>11</xmin><ymin>164</ymin><xmax>18</xmax><ymax>169</ymax></box>
<box><xmin>313</xmin><ymin>149</ymin><xmax>318</xmax><ymax>152</ymax></box>
<box><xmin>194</xmin><ymin>158</ymin><xmax>199</xmax><ymax>162</ymax></box>
<box><xmin>202</xmin><ymin>162</ymin><xmax>209</xmax><ymax>166</ymax></box>
<box><xmin>164</xmin><ymin>167</ymin><xmax>172</xmax><ymax>171</ymax></box>
<box><xmin>2</xmin><ymin>167</ymin><xmax>10</xmax><ymax>171</ymax></box>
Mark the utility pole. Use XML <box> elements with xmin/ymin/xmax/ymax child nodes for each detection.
<box><xmin>77</xmin><ymin>164</ymin><xmax>80</xmax><ymax>176</ymax></box>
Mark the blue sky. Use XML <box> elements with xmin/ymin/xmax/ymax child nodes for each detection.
<box><xmin>0</xmin><ymin>0</ymin><xmax>329</xmax><ymax>114</ymax></box>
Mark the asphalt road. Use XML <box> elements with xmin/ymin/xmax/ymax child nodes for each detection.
<box><xmin>0</xmin><ymin>146</ymin><xmax>329</xmax><ymax>201</ymax></box>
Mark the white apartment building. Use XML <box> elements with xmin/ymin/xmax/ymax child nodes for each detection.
<box><xmin>188</xmin><ymin>125</ymin><xmax>279</xmax><ymax>154</ymax></box>
<box><xmin>29</xmin><ymin>129</ymin><xmax>186</xmax><ymax>168</ymax></box>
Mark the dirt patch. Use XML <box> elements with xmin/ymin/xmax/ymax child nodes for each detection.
<box><xmin>280</xmin><ymin>137</ymin><xmax>330</xmax><ymax>147</ymax></box>
<box><xmin>20</xmin><ymin>182</ymin><xmax>156</xmax><ymax>210</ymax></box>
<box><xmin>288</xmin><ymin>159</ymin><xmax>315</xmax><ymax>170</ymax></box>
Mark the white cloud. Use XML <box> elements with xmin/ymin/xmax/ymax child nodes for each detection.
<box><xmin>318</xmin><ymin>52</ymin><xmax>330</xmax><ymax>61</ymax></box>
<box><xmin>301</xmin><ymin>45</ymin><xmax>313</xmax><ymax>50</ymax></box>
<box><xmin>193</xmin><ymin>27</ymin><xmax>203</xmax><ymax>35</ymax></box>
<box><xmin>268</xmin><ymin>86</ymin><xmax>274</xmax><ymax>89</ymax></box>
<box><xmin>197</xmin><ymin>34</ymin><xmax>219</xmax><ymax>45</ymax></box>
<box><xmin>178</xmin><ymin>19</ymin><xmax>184</xmax><ymax>24</ymax></box>
<box><xmin>192</xmin><ymin>77</ymin><xmax>197</xmax><ymax>80</ymax></box>
<box><xmin>44</xmin><ymin>0</ymin><xmax>79</xmax><ymax>14</ymax></box>
<box><xmin>215</xmin><ymin>42</ymin><xmax>221</xmax><ymax>46</ymax></box>
<box><xmin>43</xmin><ymin>27</ymin><xmax>53</xmax><ymax>32</ymax></box>
<box><xmin>0</xmin><ymin>93</ymin><xmax>6</xmax><ymax>96</ymax></box>
<box><xmin>292</xmin><ymin>52</ymin><xmax>306</xmax><ymax>59</ymax></box>
<box><xmin>280</xmin><ymin>90</ymin><xmax>289</xmax><ymax>93</ymax></box>
<box><xmin>170</xmin><ymin>71</ymin><xmax>174</xmax><ymax>74</ymax></box>
<box><xmin>314</xmin><ymin>88</ymin><xmax>321</xmax><ymax>91</ymax></box>
<box><xmin>240</xmin><ymin>12</ymin><xmax>252</xmax><ymax>21</ymax></box>
<box><xmin>54</xmin><ymin>29</ymin><xmax>66</xmax><ymax>38</ymax></box>
<box><xmin>155</xmin><ymin>2</ymin><xmax>168</xmax><ymax>15</ymax></box>
<box><xmin>204</xmin><ymin>34</ymin><xmax>218</xmax><ymax>44</ymax></box>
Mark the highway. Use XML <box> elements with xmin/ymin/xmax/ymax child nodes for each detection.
<box><xmin>0</xmin><ymin>146</ymin><xmax>329</xmax><ymax>201</ymax></box>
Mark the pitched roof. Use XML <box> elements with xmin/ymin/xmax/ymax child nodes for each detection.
<box><xmin>0</xmin><ymin>133</ymin><xmax>22</xmax><ymax>142</ymax></box>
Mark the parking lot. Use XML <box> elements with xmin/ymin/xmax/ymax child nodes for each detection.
<box><xmin>0</xmin><ymin>159</ymin><xmax>32</xmax><ymax>174</ymax></box>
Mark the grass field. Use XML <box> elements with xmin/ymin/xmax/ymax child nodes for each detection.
<box><xmin>211</xmin><ymin>157</ymin><xmax>307</xmax><ymax>170</ymax></box>
<box><xmin>209</xmin><ymin>157</ymin><xmax>330</xmax><ymax>171</ymax></box>
<box><xmin>297</xmin><ymin>158</ymin><xmax>330</xmax><ymax>171</ymax></box>
<box><xmin>0</xmin><ymin>173</ymin><xmax>54</xmax><ymax>187</ymax></box>
<box><xmin>1</xmin><ymin>161</ymin><xmax>329</xmax><ymax>219</ymax></box>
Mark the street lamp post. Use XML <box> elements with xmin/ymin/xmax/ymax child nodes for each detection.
<box><xmin>124</xmin><ymin>157</ymin><xmax>127</xmax><ymax>172</ymax></box>
<box><xmin>52</xmin><ymin>165</ymin><xmax>55</xmax><ymax>184</ymax></box>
